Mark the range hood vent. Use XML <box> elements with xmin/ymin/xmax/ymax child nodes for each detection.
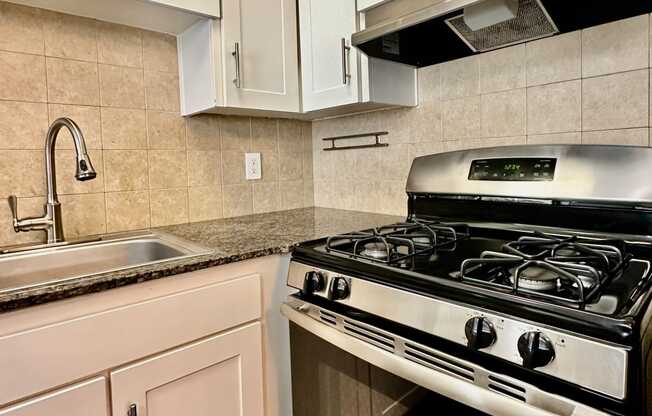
<box><xmin>352</xmin><ymin>1</ymin><xmax>652</xmax><ymax>68</ymax></box>
<box><xmin>446</xmin><ymin>0</ymin><xmax>557</xmax><ymax>52</ymax></box>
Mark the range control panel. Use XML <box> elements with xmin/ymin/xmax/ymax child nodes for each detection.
<box><xmin>286</xmin><ymin>261</ymin><xmax>627</xmax><ymax>400</ymax></box>
<box><xmin>468</xmin><ymin>158</ymin><xmax>557</xmax><ymax>181</ymax></box>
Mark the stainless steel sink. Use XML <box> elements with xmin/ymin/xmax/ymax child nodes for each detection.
<box><xmin>0</xmin><ymin>231</ymin><xmax>212</xmax><ymax>295</ymax></box>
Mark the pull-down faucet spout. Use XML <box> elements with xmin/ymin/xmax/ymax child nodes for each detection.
<box><xmin>9</xmin><ymin>118</ymin><xmax>97</xmax><ymax>244</ymax></box>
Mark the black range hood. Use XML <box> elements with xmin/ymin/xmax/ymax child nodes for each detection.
<box><xmin>352</xmin><ymin>1</ymin><xmax>652</xmax><ymax>68</ymax></box>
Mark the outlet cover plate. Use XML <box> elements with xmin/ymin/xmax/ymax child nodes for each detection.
<box><xmin>245</xmin><ymin>152</ymin><xmax>262</xmax><ymax>180</ymax></box>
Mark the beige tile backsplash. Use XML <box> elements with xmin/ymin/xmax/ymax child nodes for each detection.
<box><xmin>478</xmin><ymin>44</ymin><xmax>526</xmax><ymax>94</ymax></box>
<box><xmin>525</xmin><ymin>31</ymin><xmax>581</xmax><ymax>87</ymax></box>
<box><xmin>46</xmin><ymin>57</ymin><xmax>100</xmax><ymax>106</ymax></box>
<box><xmin>0</xmin><ymin>2</ymin><xmax>44</xmax><ymax>55</ymax></box>
<box><xmin>313</xmin><ymin>13</ymin><xmax>652</xmax><ymax>217</ymax></box>
<box><xmin>99</xmin><ymin>64</ymin><xmax>145</xmax><ymax>109</ymax></box>
<box><xmin>97</xmin><ymin>21</ymin><xmax>143</xmax><ymax>68</ymax></box>
<box><xmin>0</xmin><ymin>50</ymin><xmax>46</xmax><ymax>102</ymax></box>
<box><xmin>2</xmin><ymin>2</ymin><xmax>650</xmax><ymax>247</ymax></box>
<box><xmin>581</xmin><ymin>14</ymin><xmax>649</xmax><ymax>78</ymax></box>
<box><xmin>0</xmin><ymin>1</ymin><xmax>313</xmax><ymax>247</ymax></box>
<box><xmin>526</xmin><ymin>80</ymin><xmax>581</xmax><ymax>135</ymax></box>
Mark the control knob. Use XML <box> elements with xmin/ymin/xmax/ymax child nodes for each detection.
<box><xmin>465</xmin><ymin>317</ymin><xmax>496</xmax><ymax>350</ymax></box>
<box><xmin>329</xmin><ymin>277</ymin><xmax>350</xmax><ymax>300</ymax></box>
<box><xmin>302</xmin><ymin>271</ymin><xmax>325</xmax><ymax>294</ymax></box>
<box><xmin>517</xmin><ymin>331</ymin><xmax>555</xmax><ymax>369</ymax></box>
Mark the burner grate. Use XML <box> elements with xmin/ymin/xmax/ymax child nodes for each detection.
<box><xmin>325</xmin><ymin>220</ymin><xmax>470</xmax><ymax>265</ymax></box>
<box><xmin>459</xmin><ymin>233</ymin><xmax>632</xmax><ymax>308</ymax></box>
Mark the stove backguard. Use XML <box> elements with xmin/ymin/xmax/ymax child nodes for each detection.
<box><xmin>408</xmin><ymin>196</ymin><xmax>652</xmax><ymax>237</ymax></box>
<box><xmin>405</xmin><ymin>145</ymin><xmax>652</xmax><ymax>237</ymax></box>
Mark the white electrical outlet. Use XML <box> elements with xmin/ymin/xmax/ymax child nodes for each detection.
<box><xmin>245</xmin><ymin>152</ymin><xmax>262</xmax><ymax>180</ymax></box>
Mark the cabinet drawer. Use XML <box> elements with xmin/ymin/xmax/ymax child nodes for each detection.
<box><xmin>111</xmin><ymin>322</ymin><xmax>264</xmax><ymax>416</ymax></box>
<box><xmin>0</xmin><ymin>272</ymin><xmax>261</xmax><ymax>406</ymax></box>
<box><xmin>0</xmin><ymin>377</ymin><xmax>108</xmax><ymax>416</ymax></box>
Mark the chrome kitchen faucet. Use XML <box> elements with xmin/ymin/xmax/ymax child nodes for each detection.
<box><xmin>8</xmin><ymin>118</ymin><xmax>97</xmax><ymax>244</ymax></box>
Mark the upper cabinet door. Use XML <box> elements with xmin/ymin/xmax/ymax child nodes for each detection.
<box><xmin>221</xmin><ymin>0</ymin><xmax>300</xmax><ymax>112</ymax></box>
<box><xmin>110</xmin><ymin>322</ymin><xmax>264</xmax><ymax>416</ymax></box>
<box><xmin>299</xmin><ymin>0</ymin><xmax>359</xmax><ymax>111</ymax></box>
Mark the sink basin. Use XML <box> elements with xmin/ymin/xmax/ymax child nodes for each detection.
<box><xmin>0</xmin><ymin>231</ymin><xmax>211</xmax><ymax>295</ymax></box>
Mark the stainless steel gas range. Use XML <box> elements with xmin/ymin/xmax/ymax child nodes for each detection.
<box><xmin>281</xmin><ymin>145</ymin><xmax>652</xmax><ymax>416</ymax></box>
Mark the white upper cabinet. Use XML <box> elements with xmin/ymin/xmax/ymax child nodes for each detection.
<box><xmin>179</xmin><ymin>0</ymin><xmax>300</xmax><ymax>116</ymax></box>
<box><xmin>148</xmin><ymin>0</ymin><xmax>221</xmax><ymax>17</ymax></box>
<box><xmin>356</xmin><ymin>0</ymin><xmax>392</xmax><ymax>12</ymax></box>
<box><xmin>6</xmin><ymin>0</ymin><xmax>213</xmax><ymax>34</ymax></box>
<box><xmin>298</xmin><ymin>0</ymin><xmax>417</xmax><ymax>114</ymax></box>
<box><xmin>299</xmin><ymin>0</ymin><xmax>359</xmax><ymax>111</ymax></box>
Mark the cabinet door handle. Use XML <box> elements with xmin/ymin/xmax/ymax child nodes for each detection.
<box><xmin>127</xmin><ymin>404</ymin><xmax>137</xmax><ymax>416</ymax></box>
<box><xmin>232</xmin><ymin>42</ymin><xmax>242</xmax><ymax>88</ymax></box>
<box><xmin>341</xmin><ymin>38</ymin><xmax>351</xmax><ymax>85</ymax></box>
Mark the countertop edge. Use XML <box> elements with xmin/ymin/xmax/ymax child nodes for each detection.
<box><xmin>0</xmin><ymin>208</ymin><xmax>403</xmax><ymax>314</ymax></box>
<box><xmin>0</xmin><ymin>244</ymin><xmax>295</xmax><ymax>313</ymax></box>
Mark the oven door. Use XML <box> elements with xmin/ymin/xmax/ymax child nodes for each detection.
<box><xmin>282</xmin><ymin>295</ymin><xmax>610</xmax><ymax>416</ymax></box>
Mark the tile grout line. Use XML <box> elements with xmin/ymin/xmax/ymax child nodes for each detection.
<box><xmin>139</xmin><ymin>30</ymin><xmax>154</xmax><ymax>230</ymax></box>
<box><xmin>249</xmin><ymin>116</ymin><xmax>256</xmax><ymax>215</ymax></box>
<box><xmin>185</xmin><ymin>118</ymin><xmax>192</xmax><ymax>223</ymax></box>
<box><xmin>94</xmin><ymin>28</ymin><xmax>109</xmax><ymax>235</ymax></box>
<box><xmin>219</xmin><ymin>116</ymin><xmax>227</xmax><ymax>219</ymax></box>
<box><xmin>579</xmin><ymin>28</ymin><xmax>584</xmax><ymax>144</ymax></box>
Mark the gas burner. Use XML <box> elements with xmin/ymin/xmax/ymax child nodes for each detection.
<box><xmin>361</xmin><ymin>242</ymin><xmax>393</xmax><ymax>259</ymax></box>
<box><xmin>555</xmin><ymin>247</ymin><xmax>582</xmax><ymax>257</ymax></box>
<box><xmin>325</xmin><ymin>220</ymin><xmax>470</xmax><ymax>264</ymax></box>
<box><xmin>411</xmin><ymin>236</ymin><xmax>433</xmax><ymax>246</ymax></box>
<box><xmin>510</xmin><ymin>265</ymin><xmax>558</xmax><ymax>291</ymax></box>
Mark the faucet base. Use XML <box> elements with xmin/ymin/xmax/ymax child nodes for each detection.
<box><xmin>45</xmin><ymin>202</ymin><xmax>65</xmax><ymax>244</ymax></box>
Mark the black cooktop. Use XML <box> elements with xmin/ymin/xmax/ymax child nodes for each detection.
<box><xmin>292</xmin><ymin>220</ymin><xmax>652</xmax><ymax>344</ymax></box>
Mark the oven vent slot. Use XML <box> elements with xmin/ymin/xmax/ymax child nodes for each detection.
<box><xmin>487</xmin><ymin>375</ymin><xmax>527</xmax><ymax>402</ymax></box>
<box><xmin>488</xmin><ymin>384</ymin><xmax>526</xmax><ymax>402</ymax></box>
<box><xmin>488</xmin><ymin>375</ymin><xmax>526</xmax><ymax>393</ymax></box>
<box><xmin>305</xmin><ymin>303</ymin><xmax>540</xmax><ymax>406</ymax></box>
<box><xmin>319</xmin><ymin>310</ymin><xmax>337</xmax><ymax>326</ymax></box>
<box><xmin>343</xmin><ymin>319</ymin><xmax>395</xmax><ymax>352</ymax></box>
<box><xmin>404</xmin><ymin>342</ymin><xmax>475</xmax><ymax>381</ymax></box>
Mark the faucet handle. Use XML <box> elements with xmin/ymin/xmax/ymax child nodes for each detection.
<box><xmin>8</xmin><ymin>195</ymin><xmax>18</xmax><ymax>230</ymax></box>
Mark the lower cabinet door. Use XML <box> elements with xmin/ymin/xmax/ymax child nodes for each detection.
<box><xmin>110</xmin><ymin>322</ymin><xmax>264</xmax><ymax>416</ymax></box>
<box><xmin>0</xmin><ymin>377</ymin><xmax>108</xmax><ymax>416</ymax></box>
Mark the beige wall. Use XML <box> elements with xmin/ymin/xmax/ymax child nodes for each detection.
<box><xmin>0</xmin><ymin>1</ymin><xmax>313</xmax><ymax>247</ymax></box>
<box><xmin>2</xmin><ymin>3</ymin><xmax>649</xmax><ymax>248</ymax></box>
<box><xmin>313</xmin><ymin>14</ymin><xmax>652</xmax><ymax>217</ymax></box>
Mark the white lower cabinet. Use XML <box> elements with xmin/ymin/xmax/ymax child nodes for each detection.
<box><xmin>110</xmin><ymin>322</ymin><xmax>264</xmax><ymax>416</ymax></box>
<box><xmin>0</xmin><ymin>377</ymin><xmax>108</xmax><ymax>416</ymax></box>
<box><xmin>0</xmin><ymin>256</ymin><xmax>289</xmax><ymax>416</ymax></box>
<box><xmin>0</xmin><ymin>322</ymin><xmax>264</xmax><ymax>416</ymax></box>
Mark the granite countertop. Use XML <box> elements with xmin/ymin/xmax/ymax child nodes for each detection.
<box><xmin>0</xmin><ymin>208</ymin><xmax>402</xmax><ymax>313</ymax></box>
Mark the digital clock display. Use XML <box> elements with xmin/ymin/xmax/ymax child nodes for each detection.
<box><xmin>468</xmin><ymin>158</ymin><xmax>557</xmax><ymax>181</ymax></box>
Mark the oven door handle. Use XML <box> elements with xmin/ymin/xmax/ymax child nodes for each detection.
<box><xmin>281</xmin><ymin>302</ymin><xmax>608</xmax><ymax>416</ymax></box>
